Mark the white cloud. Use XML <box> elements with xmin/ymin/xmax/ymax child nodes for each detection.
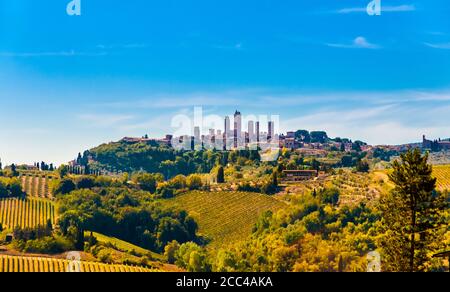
<box><xmin>0</xmin><ymin>43</ymin><xmax>147</xmax><ymax>58</ymax></box>
<box><xmin>337</xmin><ymin>4</ymin><xmax>416</xmax><ymax>14</ymax></box>
<box><xmin>281</xmin><ymin>102</ymin><xmax>450</xmax><ymax>146</ymax></box>
<box><xmin>79</xmin><ymin>89</ymin><xmax>450</xmax><ymax>148</ymax></box>
<box><xmin>0</xmin><ymin>50</ymin><xmax>107</xmax><ymax>57</ymax></box>
<box><xmin>212</xmin><ymin>42</ymin><xmax>244</xmax><ymax>50</ymax></box>
<box><xmin>98</xmin><ymin>92</ymin><xmax>249</xmax><ymax>109</ymax></box>
<box><xmin>424</xmin><ymin>42</ymin><xmax>450</xmax><ymax>49</ymax></box>
<box><xmin>327</xmin><ymin>36</ymin><xmax>381</xmax><ymax>49</ymax></box>
<box><xmin>95</xmin><ymin>88</ymin><xmax>450</xmax><ymax>111</ymax></box>
<box><xmin>96</xmin><ymin>43</ymin><xmax>148</xmax><ymax>50</ymax></box>
<box><xmin>78</xmin><ymin>114</ymin><xmax>135</xmax><ymax>127</ymax></box>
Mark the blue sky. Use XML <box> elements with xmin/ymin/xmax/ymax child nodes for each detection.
<box><xmin>0</xmin><ymin>0</ymin><xmax>450</xmax><ymax>165</ymax></box>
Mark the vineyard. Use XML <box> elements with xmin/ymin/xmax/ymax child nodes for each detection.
<box><xmin>281</xmin><ymin>165</ymin><xmax>450</xmax><ymax>206</ymax></box>
<box><xmin>20</xmin><ymin>174</ymin><xmax>54</xmax><ymax>199</ymax></box>
<box><xmin>0</xmin><ymin>197</ymin><xmax>56</xmax><ymax>229</ymax></box>
<box><xmin>281</xmin><ymin>170</ymin><xmax>392</xmax><ymax>206</ymax></box>
<box><xmin>0</xmin><ymin>255</ymin><xmax>155</xmax><ymax>272</ymax></box>
<box><xmin>433</xmin><ymin>164</ymin><xmax>450</xmax><ymax>191</ymax></box>
<box><xmin>164</xmin><ymin>191</ymin><xmax>286</xmax><ymax>246</ymax></box>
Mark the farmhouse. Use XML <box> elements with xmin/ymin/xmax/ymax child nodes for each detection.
<box><xmin>282</xmin><ymin>170</ymin><xmax>318</xmax><ymax>182</ymax></box>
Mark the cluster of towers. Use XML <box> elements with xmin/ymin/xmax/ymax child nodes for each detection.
<box><xmin>191</xmin><ymin>111</ymin><xmax>276</xmax><ymax>150</ymax></box>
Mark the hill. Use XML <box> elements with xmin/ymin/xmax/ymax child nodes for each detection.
<box><xmin>162</xmin><ymin>191</ymin><xmax>286</xmax><ymax>247</ymax></box>
<box><xmin>75</xmin><ymin>141</ymin><xmax>262</xmax><ymax>179</ymax></box>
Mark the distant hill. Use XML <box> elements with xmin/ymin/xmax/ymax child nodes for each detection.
<box><xmin>76</xmin><ymin>140</ymin><xmax>258</xmax><ymax>179</ymax></box>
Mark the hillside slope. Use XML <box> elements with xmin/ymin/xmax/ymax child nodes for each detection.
<box><xmin>163</xmin><ymin>191</ymin><xmax>286</xmax><ymax>247</ymax></box>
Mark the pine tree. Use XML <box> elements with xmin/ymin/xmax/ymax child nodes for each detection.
<box><xmin>379</xmin><ymin>149</ymin><xmax>447</xmax><ymax>272</ymax></box>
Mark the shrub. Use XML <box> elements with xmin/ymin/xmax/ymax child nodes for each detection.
<box><xmin>18</xmin><ymin>236</ymin><xmax>74</xmax><ymax>254</ymax></box>
<box><xmin>237</xmin><ymin>182</ymin><xmax>260</xmax><ymax>193</ymax></box>
<box><xmin>132</xmin><ymin>172</ymin><xmax>158</xmax><ymax>193</ymax></box>
<box><xmin>186</xmin><ymin>175</ymin><xmax>203</xmax><ymax>190</ymax></box>
<box><xmin>356</xmin><ymin>160</ymin><xmax>370</xmax><ymax>173</ymax></box>
<box><xmin>0</xmin><ymin>178</ymin><xmax>24</xmax><ymax>198</ymax></box>
<box><xmin>54</xmin><ymin>178</ymin><xmax>76</xmax><ymax>195</ymax></box>
<box><xmin>156</xmin><ymin>183</ymin><xmax>175</xmax><ymax>198</ymax></box>
<box><xmin>319</xmin><ymin>188</ymin><xmax>340</xmax><ymax>206</ymax></box>
<box><xmin>164</xmin><ymin>240</ymin><xmax>180</xmax><ymax>264</ymax></box>
<box><xmin>175</xmin><ymin>242</ymin><xmax>211</xmax><ymax>272</ymax></box>
<box><xmin>169</xmin><ymin>175</ymin><xmax>187</xmax><ymax>189</ymax></box>
<box><xmin>97</xmin><ymin>248</ymin><xmax>113</xmax><ymax>264</ymax></box>
<box><xmin>76</xmin><ymin>176</ymin><xmax>96</xmax><ymax>189</ymax></box>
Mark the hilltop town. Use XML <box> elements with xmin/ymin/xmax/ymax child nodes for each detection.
<box><xmin>112</xmin><ymin>110</ymin><xmax>450</xmax><ymax>155</ymax></box>
<box><xmin>0</xmin><ymin>110</ymin><xmax>449</xmax><ymax>273</ymax></box>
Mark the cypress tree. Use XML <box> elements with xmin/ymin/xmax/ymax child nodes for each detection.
<box><xmin>217</xmin><ymin>166</ymin><xmax>225</xmax><ymax>183</ymax></box>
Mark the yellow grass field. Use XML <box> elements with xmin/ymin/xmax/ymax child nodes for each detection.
<box><xmin>0</xmin><ymin>255</ymin><xmax>156</xmax><ymax>272</ymax></box>
<box><xmin>0</xmin><ymin>197</ymin><xmax>56</xmax><ymax>229</ymax></box>
<box><xmin>164</xmin><ymin>191</ymin><xmax>286</xmax><ymax>246</ymax></box>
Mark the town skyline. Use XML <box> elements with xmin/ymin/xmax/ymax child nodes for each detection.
<box><xmin>1</xmin><ymin>1</ymin><xmax>450</xmax><ymax>164</ymax></box>
<box><xmin>3</xmin><ymin>107</ymin><xmax>449</xmax><ymax>168</ymax></box>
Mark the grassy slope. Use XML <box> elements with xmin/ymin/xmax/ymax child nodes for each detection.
<box><xmin>163</xmin><ymin>191</ymin><xmax>286</xmax><ymax>247</ymax></box>
<box><xmin>85</xmin><ymin>231</ymin><xmax>164</xmax><ymax>260</ymax></box>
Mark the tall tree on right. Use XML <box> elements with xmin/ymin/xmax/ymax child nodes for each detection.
<box><xmin>379</xmin><ymin>149</ymin><xmax>448</xmax><ymax>272</ymax></box>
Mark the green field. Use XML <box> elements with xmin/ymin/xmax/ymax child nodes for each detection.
<box><xmin>163</xmin><ymin>191</ymin><xmax>286</xmax><ymax>247</ymax></box>
<box><xmin>85</xmin><ymin>231</ymin><xmax>164</xmax><ymax>260</ymax></box>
